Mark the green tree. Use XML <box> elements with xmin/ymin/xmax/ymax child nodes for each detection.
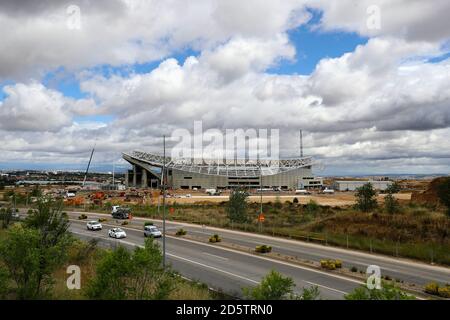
<box><xmin>305</xmin><ymin>199</ymin><xmax>320</xmax><ymax>215</ymax></box>
<box><xmin>355</xmin><ymin>183</ymin><xmax>378</xmax><ymax>212</ymax></box>
<box><xmin>345</xmin><ymin>282</ymin><xmax>415</xmax><ymax>300</ymax></box>
<box><xmin>226</xmin><ymin>189</ymin><xmax>249</xmax><ymax>223</ymax></box>
<box><xmin>0</xmin><ymin>225</ymin><xmax>45</xmax><ymax>299</ymax></box>
<box><xmin>436</xmin><ymin>178</ymin><xmax>450</xmax><ymax>217</ymax></box>
<box><xmin>0</xmin><ymin>197</ymin><xmax>73</xmax><ymax>299</ymax></box>
<box><xmin>298</xmin><ymin>285</ymin><xmax>321</xmax><ymax>300</ymax></box>
<box><xmin>0</xmin><ymin>207</ymin><xmax>13</xmax><ymax>229</ymax></box>
<box><xmin>386</xmin><ymin>182</ymin><xmax>401</xmax><ymax>194</ymax></box>
<box><xmin>87</xmin><ymin>238</ymin><xmax>174</xmax><ymax>300</ymax></box>
<box><xmin>0</xmin><ymin>265</ymin><xmax>9</xmax><ymax>298</ymax></box>
<box><xmin>30</xmin><ymin>185</ymin><xmax>42</xmax><ymax>198</ymax></box>
<box><xmin>86</xmin><ymin>246</ymin><xmax>133</xmax><ymax>299</ymax></box>
<box><xmin>243</xmin><ymin>270</ymin><xmax>295</xmax><ymax>300</ymax></box>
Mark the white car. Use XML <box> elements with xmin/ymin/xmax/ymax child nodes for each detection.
<box><xmin>295</xmin><ymin>189</ymin><xmax>311</xmax><ymax>195</ymax></box>
<box><xmin>144</xmin><ymin>225</ymin><xmax>162</xmax><ymax>238</ymax></box>
<box><xmin>86</xmin><ymin>220</ymin><xmax>102</xmax><ymax>231</ymax></box>
<box><xmin>108</xmin><ymin>228</ymin><xmax>127</xmax><ymax>239</ymax></box>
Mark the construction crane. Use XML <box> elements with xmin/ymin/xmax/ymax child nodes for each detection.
<box><xmin>83</xmin><ymin>145</ymin><xmax>95</xmax><ymax>187</ymax></box>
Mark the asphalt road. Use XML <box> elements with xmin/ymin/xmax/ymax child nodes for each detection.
<box><xmin>67</xmin><ymin>211</ymin><xmax>450</xmax><ymax>289</ymax></box>
<box><xmin>69</xmin><ymin>220</ymin><xmax>363</xmax><ymax>300</ymax></box>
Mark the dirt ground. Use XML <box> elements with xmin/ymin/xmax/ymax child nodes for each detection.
<box><xmin>164</xmin><ymin>192</ymin><xmax>412</xmax><ymax>206</ymax></box>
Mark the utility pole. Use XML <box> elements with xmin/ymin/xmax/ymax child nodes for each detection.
<box><xmin>112</xmin><ymin>161</ymin><xmax>115</xmax><ymax>188</ymax></box>
<box><xmin>162</xmin><ymin>135</ymin><xmax>167</xmax><ymax>269</ymax></box>
<box><xmin>300</xmin><ymin>130</ymin><xmax>303</xmax><ymax>158</ymax></box>
<box><xmin>259</xmin><ymin>164</ymin><xmax>263</xmax><ymax>233</ymax></box>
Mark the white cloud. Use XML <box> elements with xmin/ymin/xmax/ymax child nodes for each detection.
<box><xmin>0</xmin><ymin>82</ymin><xmax>72</xmax><ymax>132</ymax></box>
<box><xmin>0</xmin><ymin>1</ymin><xmax>449</xmax><ymax>173</ymax></box>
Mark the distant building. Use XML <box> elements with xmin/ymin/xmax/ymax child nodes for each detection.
<box><xmin>332</xmin><ymin>180</ymin><xmax>392</xmax><ymax>192</ymax></box>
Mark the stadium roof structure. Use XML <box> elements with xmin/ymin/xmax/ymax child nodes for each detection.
<box><xmin>123</xmin><ymin>150</ymin><xmax>314</xmax><ymax>177</ymax></box>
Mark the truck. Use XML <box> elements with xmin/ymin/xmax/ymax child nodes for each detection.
<box><xmin>111</xmin><ymin>206</ymin><xmax>130</xmax><ymax>219</ymax></box>
<box><xmin>205</xmin><ymin>188</ymin><xmax>221</xmax><ymax>196</ymax></box>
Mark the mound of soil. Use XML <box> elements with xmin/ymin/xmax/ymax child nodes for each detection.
<box><xmin>411</xmin><ymin>177</ymin><xmax>450</xmax><ymax>207</ymax></box>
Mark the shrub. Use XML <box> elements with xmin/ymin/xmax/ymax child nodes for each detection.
<box><xmin>424</xmin><ymin>282</ymin><xmax>440</xmax><ymax>295</ymax></box>
<box><xmin>209</xmin><ymin>234</ymin><xmax>221</xmax><ymax>243</ymax></box>
<box><xmin>425</xmin><ymin>282</ymin><xmax>450</xmax><ymax>298</ymax></box>
<box><xmin>345</xmin><ymin>282</ymin><xmax>415</xmax><ymax>300</ymax></box>
<box><xmin>350</xmin><ymin>266</ymin><xmax>358</xmax><ymax>272</ymax></box>
<box><xmin>99</xmin><ymin>218</ymin><xmax>107</xmax><ymax>222</ymax></box>
<box><xmin>255</xmin><ymin>245</ymin><xmax>272</xmax><ymax>253</ymax></box>
<box><xmin>144</xmin><ymin>221</ymin><xmax>154</xmax><ymax>226</ymax></box>
<box><xmin>121</xmin><ymin>221</ymin><xmax>128</xmax><ymax>226</ymax></box>
<box><xmin>305</xmin><ymin>200</ymin><xmax>320</xmax><ymax>215</ymax></box>
<box><xmin>78</xmin><ymin>214</ymin><xmax>88</xmax><ymax>220</ymax></box>
<box><xmin>293</xmin><ymin>197</ymin><xmax>299</xmax><ymax>204</ymax></box>
<box><xmin>438</xmin><ymin>286</ymin><xmax>450</xmax><ymax>298</ymax></box>
<box><xmin>320</xmin><ymin>259</ymin><xmax>342</xmax><ymax>270</ymax></box>
<box><xmin>176</xmin><ymin>228</ymin><xmax>187</xmax><ymax>236</ymax></box>
<box><xmin>243</xmin><ymin>270</ymin><xmax>295</xmax><ymax>300</ymax></box>
<box><xmin>436</xmin><ymin>178</ymin><xmax>450</xmax><ymax>216</ymax></box>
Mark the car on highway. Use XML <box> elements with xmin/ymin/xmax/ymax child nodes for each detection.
<box><xmin>144</xmin><ymin>225</ymin><xmax>162</xmax><ymax>238</ymax></box>
<box><xmin>108</xmin><ymin>228</ymin><xmax>127</xmax><ymax>239</ymax></box>
<box><xmin>86</xmin><ymin>220</ymin><xmax>102</xmax><ymax>231</ymax></box>
<box><xmin>111</xmin><ymin>207</ymin><xmax>130</xmax><ymax>219</ymax></box>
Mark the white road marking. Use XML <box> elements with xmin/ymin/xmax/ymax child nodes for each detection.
<box><xmin>202</xmin><ymin>252</ymin><xmax>229</xmax><ymax>261</ymax></box>
<box><xmin>167</xmin><ymin>253</ymin><xmax>259</xmax><ymax>284</ymax></box>
<box><xmin>73</xmin><ymin>211</ymin><xmax>450</xmax><ymax>274</ymax></box>
<box><xmin>305</xmin><ymin>281</ymin><xmax>348</xmax><ymax>295</ymax></box>
<box><xmin>69</xmin><ymin>218</ymin><xmax>363</xmax><ymax>285</ymax></box>
<box><xmin>71</xmin><ymin>229</ymin><xmax>257</xmax><ymax>285</ymax></box>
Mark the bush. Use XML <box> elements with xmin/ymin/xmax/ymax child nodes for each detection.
<box><xmin>255</xmin><ymin>245</ymin><xmax>272</xmax><ymax>253</ymax></box>
<box><xmin>345</xmin><ymin>282</ymin><xmax>415</xmax><ymax>300</ymax></box>
<box><xmin>438</xmin><ymin>286</ymin><xmax>450</xmax><ymax>298</ymax></box>
<box><xmin>209</xmin><ymin>234</ymin><xmax>221</xmax><ymax>243</ymax></box>
<box><xmin>425</xmin><ymin>282</ymin><xmax>450</xmax><ymax>298</ymax></box>
<box><xmin>121</xmin><ymin>221</ymin><xmax>128</xmax><ymax>226</ymax></box>
<box><xmin>293</xmin><ymin>197</ymin><xmax>299</xmax><ymax>204</ymax></box>
<box><xmin>176</xmin><ymin>228</ymin><xmax>187</xmax><ymax>236</ymax></box>
<box><xmin>243</xmin><ymin>270</ymin><xmax>295</xmax><ymax>300</ymax></box>
<box><xmin>99</xmin><ymin>218</ymin><xmax>107</xmax><ymax>222</ymax></box>
<box><xmin>350</xmin><ymin>266</ymin><xmax>358</xmax><ymax>272</ymax></box>
<box><xmin>78</xmin><ymin>214</ymin><xmax>88</xmax><ymax>220</ymax></box>
<box><xmin>305</xmin><ymin>200</ymin><xmax>320</xmax><ymax>215</ymax></box>
<box><xmin>144</xmin><ymin>221</ymin><xmax>154</xmax><ymax>226</ymax></box>
<box><xmin>424</xmin><ymin>282</ymin><xmax>439</xmax><ymax>295</ymax></box>
<box><xmin>436</xmin><ymin>178</ymin><xmax>450</xmax><ymax>216</ymax></box>
<box><xmin>320</xmin><ymin>259</ymin><xmax>342</xmax><ymax>270</ymax></box>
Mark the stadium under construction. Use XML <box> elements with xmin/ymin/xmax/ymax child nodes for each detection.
<box><xmin>122</xmin><ymin>151</ymin><xmax>323</xmax><ymax>190</ymax></box>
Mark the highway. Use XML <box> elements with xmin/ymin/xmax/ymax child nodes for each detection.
<box><xmin>63</xmin><ymin>210</ymin><xmax>450</xmax><ymax>299</ymax></box>
<box><xmin>68</xmin><ymin>219</ymin><xmax>362</xmax><ymax>300</ymax></box>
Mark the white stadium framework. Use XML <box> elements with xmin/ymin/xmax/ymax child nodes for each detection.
<box><xmin>122</xmin><ymin>150</ymin><xmax>323</xmax><ymax>190</ymax></box>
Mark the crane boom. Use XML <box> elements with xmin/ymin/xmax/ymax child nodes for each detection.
<box><xmin>83</xmin><ymin>147</ymin><xmax>95</xmax><ymax>186</ymax></box>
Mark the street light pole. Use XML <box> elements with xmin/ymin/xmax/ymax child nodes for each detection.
<box><xmin>162</xmin><ymin>135</ymin><xmax>167</xmax><ymax>269</ymax></box>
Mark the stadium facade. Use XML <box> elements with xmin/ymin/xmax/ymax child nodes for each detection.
<box><xmin>122</xmin><ymin>151</ymin><xmax>323</xmax><ymax>190</ymax></box>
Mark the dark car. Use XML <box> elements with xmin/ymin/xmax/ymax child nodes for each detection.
<box><xmin>112</xmin><ymin>208</ymin><xmax>130</xmax><ymax>219</ymax></box>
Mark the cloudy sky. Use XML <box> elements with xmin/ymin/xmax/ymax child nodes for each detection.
<box><xmin>0</xmin><ymin>0</ymin><xmax>449</xmax><ymax>175</ymax></box>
